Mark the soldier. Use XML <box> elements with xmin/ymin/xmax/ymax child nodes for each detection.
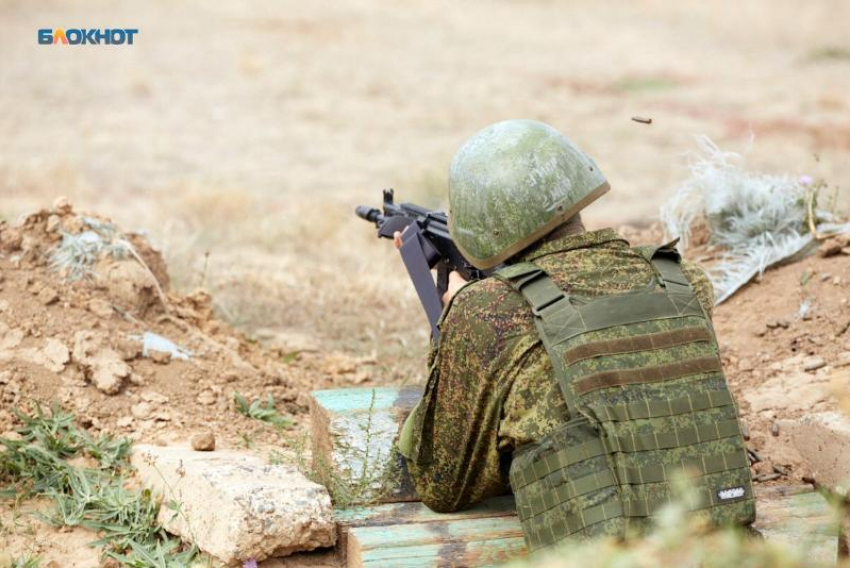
<box><xmin>397</xmin><ymin>120</ymin><xmax>754</xmax><ymax>550</ymax></box>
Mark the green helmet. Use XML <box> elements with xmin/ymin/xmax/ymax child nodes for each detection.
<box><xmin>448</xmin><ymin>120</ymin><xmax>609</xmax><ymax>269</ymax></box>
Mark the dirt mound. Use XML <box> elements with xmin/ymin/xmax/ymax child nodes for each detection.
<box><xmin>0</xmin><ymin>201</ymin><xmax>373</xmax><ymax>447</ymax></box>
<box><xmin>704</xmin><ymin>238</ymin><xmax>850</xmax><ymax>482</ymax></box>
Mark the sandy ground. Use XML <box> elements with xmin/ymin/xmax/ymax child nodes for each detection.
<box><xmin>1</xmin><ymin>0</ymin><xmax>850</xmax><ymax>564</ymax></box>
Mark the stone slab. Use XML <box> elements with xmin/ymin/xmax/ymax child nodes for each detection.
<box><xmin>131</xmin><ymin>445</ymin><xmax>336</xmax><ymax>565</ymax></box>
<box><xmin>309</xmin><ymin>386</ymin><xmax>421</xmax><ymax>504</ymax></box>
<box><xmin>781</xmin><ymin>412</ymin><xmax>850</xmax><ymax>496</ymax></box>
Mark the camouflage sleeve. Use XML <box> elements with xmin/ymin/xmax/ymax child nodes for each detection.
<box><xmin>404</xmin><ymin>280</ymin><xmax>515</xmax><ymax>513</ymax></box>
<box><xmin>681</xmin><ymin>260</ymin><xmax>715</xmax><ymax>319</ymax></box>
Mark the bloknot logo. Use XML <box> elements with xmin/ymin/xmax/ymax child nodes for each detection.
<box><xmin>38</xmin><ymin>28</ymin><xmax>139</xmax><ymax>45</ymax></box>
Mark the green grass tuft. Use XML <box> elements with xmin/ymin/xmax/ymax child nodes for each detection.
<box><xmin>233</xmin><ymin>392</ymin><xmax>293</xmax><ymax>428</ymax></box>
<box><xmin>0</xmin><ymin>403</ymin><xmax>197</xmax><ymax>566</ymax></box>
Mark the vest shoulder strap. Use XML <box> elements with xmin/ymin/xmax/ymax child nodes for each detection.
<box><xmin>634</xmin><ymin>238</ymin><xmax>692</xmax><ymax>295</ymax></box>
<box><xmin>493</xmin><ymin>262</ymin><xmax>572</xmax><ymax>318</ymax></box>
<box><xmin>494</xmin><ymin>262</ymin><xmax>579</xmax><ymax>415</ymax></box>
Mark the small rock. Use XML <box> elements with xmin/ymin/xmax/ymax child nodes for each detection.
<box><xmin>116</xmin><ymin>337</ymin><xmax>142</xmax><ymax>361</ymax></box>
<box><xmin>771</xmin><ymin>422</ymin><xmax>780</xmax><ymax>437</ymax></box>
<box><xmin>834</xmin><ymin>276</ymin><xmax>843</xmax><ymax>286</ymax></box>
<box><xmin>803</xmin><ymin>356</ymin><xmax>826</xmax><ymax>372</ymax></box>
<box><xmin>116</xmin><ymin>416</ymin><xmax>134</xmax><ymax>428</ymax></box>
<box><xmin>87</xmin><ymin>298</ymin><xmax>114</xmax><ymax>318</ymax></box>
<box><xmin>39</xmin><ymin>338</ymin><xmax>70</xmax><ymax>372</ymax></box>
<box><xmin>834</xmin><ymin>352</ymin><xmax>850</xmax><ymax>368</ymax></box>
<box><xmin>89</xmin><ymin>349</ymin><xmax>131</xmax><ymax>394</ymax></box>
<box><xmin>765</xmin><ymin>318</ymin><xmax>790</xmax><ymax>330</ymax></box>
<box><xmin>196</xmin><ymin>390</ymin><xmax>217</xmax><ymax>405</ymax></box>
<box><xmin>129</xmin><ymin>372</ymin><xmax>146</xmax><ymax>386</ymax></box>
<box><xmin>152</xmin><ymin>409</ymin><xmax>171</xmax><ymax>422</ymax></box>
<box><xmin>220</xmin><ymin>371</ymin><xmax>239</xmax><ymax>383</ymax></box>
<box><xmin>754</xmin><ymin>472</ymin><xmax>782</xmax><ymax>483</ymax></box>
<box><xmin>52</xmin><ymin>195</ymin><xmax>73</xmax><ymax>213</ymax></box>
<box><xmin>149</xmin><ymin>349</ymin><xmax>172</xmax><ymax>365</ymax></box>
<box><xmin>141</xmin><ymin>390</ymin><xmax>169</xmax><ymax>404</ymax></box>
<box><xmin>46</xmin><ymin>214</ymin><xmax>61</xmax><ymax>233</ymax></box>
<box><xmin>191</xmin><ymin>431</ymin><xmax>216</xmax><ymax>451</ymax></box>
<box><xmin>131</xmin><ymin>402</ymin><xmax>152</xmax><ymax>419</ymax></box>
<box><xmin>741</xmin><ymin>422</ymin><xmax>750</xmax><ymax>441</ymax></box>
<box><xmin>818</xmin><ymin>237</ymin><xmax>843</xmax><ymax>257</ymax></box>
<box><xmin>38</xmin><ymin>286</ymin><xmax>59</xmax><ymax>305</ymax></box>
<box><xmin>1</xmin><ymin>228</ymin><xmax>22</xmax><ymax>252</ymax></box>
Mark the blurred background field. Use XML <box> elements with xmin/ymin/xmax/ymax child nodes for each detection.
<box><xmin>2</xmin><ymin>0</ymin><xmax>850</xmax><ymax>374</ymax></box>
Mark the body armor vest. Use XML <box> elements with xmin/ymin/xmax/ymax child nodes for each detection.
<box><xmin>495</xmin><ymin>243</ymin><xmax>755</xmax><ymax>552</ymax></box>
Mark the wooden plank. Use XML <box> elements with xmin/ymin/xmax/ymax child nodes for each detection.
<box><xmin>309</xmin><ymin>386</ymin><xmax>421</xmax><ymax>504</ymax></box>
<box><xmin>753</xmin><ymin>484</ymin><xmax>839</xmax><ymax>564</ymax></box>
<box><xmin>353</xmin><ymin>538</ymin><xmax>527</xmax><ymax>568</ymax></box>
<box><xmin>340</xmin><ymin>486</ymin><xmax>838</xmax><ymax>567</ymax></box>
<box><xmin>335</xmin><ymin>494</ymin><xmax>516</xmax><ymax>526</ymax></box>
<box><xmin>335</xmin><ymin>494</ymin><xmax>516</xmax><ymax>562</ymax></box>
<box><xmin>348</xmin><ymin>516</ymin><xmax>526</xmax><ymax>568</ymax></box>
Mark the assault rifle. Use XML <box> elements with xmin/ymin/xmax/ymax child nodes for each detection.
<box><xmin>356</xmin><ymin>189</ymin><xmax>491</xmax><ymax>340</ymax></box>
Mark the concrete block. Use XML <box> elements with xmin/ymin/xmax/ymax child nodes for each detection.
<box><xmin>131</xmin><ymin>445</ymin><xmax>336</xmax><ymax>565</ymax></box>
<box><xmin>780</xmin><ymin>412</ymin><xmax>850</xmax><ymax>495</ymax></box>
<box><xmin>309</xmin><ymin>386</ymin><xmax>421</xmax><ymax>504</ymax></box>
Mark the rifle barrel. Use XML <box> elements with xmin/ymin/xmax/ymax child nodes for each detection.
<box><xmin>355</xmin><ymin>206</ymin><xmax>382</xmax><ymax>223</ymax></box>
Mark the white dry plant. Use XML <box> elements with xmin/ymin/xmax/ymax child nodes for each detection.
<box><xmin>49</xmin><ymin>216</ymin><xmax>168</xmax><ymax>305</ymax></box>
<box><xmin>660</xmin><ymin>136</ymin><xmax>850</xmax><ymax>304</ymax></box>
<box><xmin>49</xmin><ymin>217</ymin><xmax>132</xmax><ymax>280</ymax></box>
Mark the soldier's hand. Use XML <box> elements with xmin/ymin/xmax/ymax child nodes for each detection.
<box><xmin>394</xmin><ymin>230</ymin><xmax>467</xmax><ymax>305</ymax></box>
<box><xmin>443</xmin><ymin>271</ymin><xmax>468</xmax><ymax>306</ymax></box>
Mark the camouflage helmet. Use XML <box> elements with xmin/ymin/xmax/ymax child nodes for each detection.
<box><xmin>448</xmin><ymin>120</ymin><xmax>609</xmax><ymax>269</ymax></box>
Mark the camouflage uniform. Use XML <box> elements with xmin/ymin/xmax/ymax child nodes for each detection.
<box><xmin>401</xmin><ymin>228</ymin><xmax>714</xmax><ymax>513</ymax></box>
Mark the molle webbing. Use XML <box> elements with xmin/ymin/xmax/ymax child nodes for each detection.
<box><xmin>602</xmin><ymin>418</ymin><xmax>741</xmax><ymax>453</ymax></box>
<box><xmin>587</xmin><ymin>389</ymin><xmax>735</xmax><ymax>422</ymax></box>
<box><xmin>497</xmin><ymin>248</ymin><xmax>755</xmax><ymax>551</ymax></box>
<box><xmin>564</xmin><ymin>326</ymin><xmax>712</xmax><ymax>364</ymax></box>
<box><xmin>574</xmin><ymin>356</ymin><xmax>722</xmax><ymax>396</ymax></box>
<box><xmin>512</xmin><ymin>438</ymin><xmax>608</xmax><ymax>490</ymax></box>
<box><xmin>525</xmin><ymin>500</ymin><xmax>626</xmax><ymax>548</ymax></box>
<box><xmin>519</xmin><ymin>450</ymin><xmax>750</xmax><ymax>519</ymax></box>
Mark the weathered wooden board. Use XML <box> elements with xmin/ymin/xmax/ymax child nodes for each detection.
<box><xmin>310</xmin><ymin>386</ymin><xmax>422</xmax><ymax>504</ymax></box>
<box><xmin>335</xmin><ymin>495</ymin><xmax>517</xmax><ymax>560</ymax></box>
<box><xmin>753</xmin><ymin>484</ymin><xmax>839</xmax><ymax>564</ymax></box>
<box><xmin>336</xmin><ymin>495</ymin><xmax>518</xmax><ymax>527</ymax></box>
<box><xmin>347</xmin><ymin>516</ymin><xmax>526</xmax><ymax>567</ymax></box>
<box><xmin>337</xmin><ymin>486</ymin><xmax>838</xmax><ymax>567</ymax></box>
